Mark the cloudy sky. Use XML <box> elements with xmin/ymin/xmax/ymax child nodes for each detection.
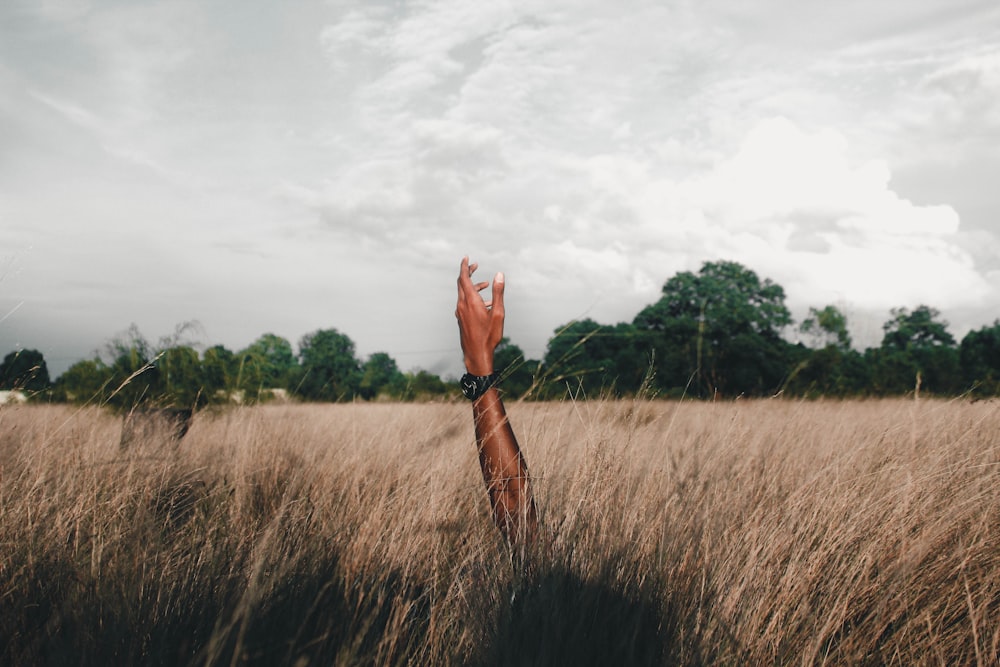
<box><xmin>2</xmin><ymin>0</ymin><xmax>999</xmax><ymax>378</ymax></box>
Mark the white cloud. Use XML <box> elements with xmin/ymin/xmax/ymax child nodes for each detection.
<box><xmin>21</xmin><ymin>0</ymin><xmax>93</xmax><ymax>22</ymax></box>
<box><xmin>675</xmin><ymin>118</ymin><xmax>990</xmax><ymax>317</ymax></box>
<box><xmin>690</xmin><ymin>117</ymin><xmax>961</xmax><ymax>236</ymax></box>
<box><xmin>3</xmin><ymin>0</ymin><xmax>1000</xmax><ymax>376</ymax></box>
<box><xmin>920</xmin><ymin>46</ymin><xmax>1000</xmax><ymax>130</ymax></box>
<box><xmin>300</xmin><ymin>0</ymin><xmax>1000</xmax><ymax>354</ymax></box>
<box><xmin>320</xmin><ymin>7</ymin><xmax>391</xmax><ymax>58</ymax></box>
<box><xmin>28</xmin><ymin>90</ymin><xmax>102</xmax><ymax>131</ymax></box>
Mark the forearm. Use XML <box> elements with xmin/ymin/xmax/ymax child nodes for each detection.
<box><xmin>472</xmin><ymin>387</ymin><xmax>537</xmax><ymax>545</ymax></box>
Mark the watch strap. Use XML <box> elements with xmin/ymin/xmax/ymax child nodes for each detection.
<box><xmin>460</xmin><ymin>372</ymin><xmax>498</xmax><ymax>400</ymax></box>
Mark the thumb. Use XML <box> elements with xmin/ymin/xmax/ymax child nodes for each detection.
<box><xmin>492</xmin><ymin>272</ymin><xmax>505</xmax><ymax>314</ymax></box>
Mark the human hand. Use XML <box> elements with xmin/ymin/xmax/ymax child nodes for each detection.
<box><xmin>456</xmin><ymin>256</ymin><xmax>505</xmax><ymax>376</ymax></box>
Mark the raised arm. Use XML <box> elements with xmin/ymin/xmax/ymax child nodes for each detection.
<box><xmin>455</xmin><ymin>256</ymin><xmax>537</xmax><ymax>547</ymax></box>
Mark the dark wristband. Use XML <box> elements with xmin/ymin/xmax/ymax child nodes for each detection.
<box><xmin>460</xmin><ymin>372</ymin><xmax>498</xmax><ymax>400</ymax></box>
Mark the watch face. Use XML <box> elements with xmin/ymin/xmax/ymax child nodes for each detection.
<box><xmin>461</xmin><ymin>373</ymin><xmax>495</xmax><ymax>399</ymax></box>
<box><xmin>461</xmin><ymin>375</ymin><xmax>480</xmax><ymax>398</ymax></box>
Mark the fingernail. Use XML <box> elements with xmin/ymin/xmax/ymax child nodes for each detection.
<box><xmin>496</xmin><ymin>272</ymin><xmax>505</xmax><ymax>283</ymax></box>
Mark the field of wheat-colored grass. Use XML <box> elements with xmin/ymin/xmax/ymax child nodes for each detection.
<box><xmin>1</xmin><ymin>397</ymin><xmax>998</xmax><ymax>665</ymax></box>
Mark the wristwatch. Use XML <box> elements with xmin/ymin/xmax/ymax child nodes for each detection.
<box><xmin>460</xmin><ymin>372</ymin><xmax>499</xmax><ymax>401</ymax></box>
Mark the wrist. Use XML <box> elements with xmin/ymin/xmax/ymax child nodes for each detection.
<box><xmin>464</xmin><ymin>355</ymin><xmax>494</xmax><ymax>376</ymax></box>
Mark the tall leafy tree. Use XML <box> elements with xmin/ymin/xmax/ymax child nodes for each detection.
<box><xmin>783</xmin><ymin>344</ymin><xmax>870</xmax><ymax>397</ymax></box>
<box><xmin>493</xmin><ymin>337</ymin><xmax>539</xmax><ymax>399</ymax></box>
<box><xmin>54</xmin><ymin>359</ymin><xmax>112</xmax><ymax>403</ymax></box>
<box><xmin>960</xmin><ymin>321</ymin><xmax>1000</xmax><ymax>396</ymax></box>
<box><xmin>872</xmin><ymin>305</ymin><xmax>960</xmax><ymax>395</ymax></box>
<box><xmin>0</xmin><ymin>348</ymin><xmax>51</xmax><ymax>392</ymax></box>
<box><xmin>103</xmin><ymin>324</ymin><xmax>160</xmax><ymax>409</ymax></box>
<box><xmin>785</xmin><ymin>305</ymin><xmax>867</xmax><ymax>397</ymax></box>
<box><xmin>396</xmin><ymin>370</ymin><xmax>450</xmax><ymax>400</ymax></box>
<box><xmin>295</xmin><ymin>328</ymin><xmax>361</xmax><ymax>401</ymax></box>
<box><xmin>882</xmin><ymin>305</ymin><xmax>955</xmax><ymax>350</ymax></box>
<box><xmin>100</xmin><ymin>322</ymin><xmax>208</xmax><ymax>409</ymax></box>
<box><xmin>541</xmin><ymin>319</ymin><xmax>604</xmax><ymax>391</ymax></box>
<box><xmin>800</xmin><ymin>305</ymin><xmax>852</xmax><ymax>350</ymax></box>
<box><xmin>359</xmin><ymin>352</ymin><xmax>404</xmax><ymax>399</ymax></box>
<box><xmin>201</xmin><ymin>344</ymin><xmax>236</xmax><ymax>399</ymax></box>
<box><xmin>540</xmin><ymin>320</ymin><xmax>646</xmax><ymax>398</ymax></box>
<box><xmin>634</xmin><ymin>260</ymin><xmax>792</xmax><ymax>397</ymax></box>
<box><xmin>236</xmin><ymin>333</ymin><xmax>297</xmax><ymax>397</ymax></box>
<box><xmin>158</xmin><ymin>345</ymin><xmax>204</xmax><ymax>407</ymax></box>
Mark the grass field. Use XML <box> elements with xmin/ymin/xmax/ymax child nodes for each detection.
<box><xmin>1</xmin><ymin>397</ymin><xmax>998</xmax><ymax>665</ymax></box>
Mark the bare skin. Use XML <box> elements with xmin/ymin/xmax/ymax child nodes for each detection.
<box><xmin>456</xmin><ymin>256</ymin><xmax>537</xmax><ymax>547</ymax></box>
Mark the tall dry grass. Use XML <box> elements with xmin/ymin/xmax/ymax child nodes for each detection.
<box><xmin>1</xmin><ymin>397</ymin><xmax>998</xmax><ymax>665</ymax></box>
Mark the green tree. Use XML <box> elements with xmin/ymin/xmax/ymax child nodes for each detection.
<box><xmin>540</xmin><ymin>320</ymin><xmax>609</xmax><ymax>397</ymax></box>
<box><xmin>202</xmin><ymin>344</ymin><xmax>237</xmax><ymax>400</ymax></box>
<box><xmin>295</xmin><ymin>328</ymin><xmax>361</xmax><ymax>401</ymax></box>
<box><xmin>873</xmin><ymin>305</ymin><xmax>960</xmax><ymax>395</ymax></box>
<box><xmin>634</xmin><ymin>260</ymin><xmax>792</xmax><ymax>397</ymax></box>
<box><xmin>882</xmin><ymin>305</ymin><xmax>955</xmax><ymax>350</ymax></box>
<box><xmin>397</xmin><ymin>370</ymin><xmax>450</xmax><ymax>401</ymax></box>
<box><xmin>0</xmin><ymin>348</ymin><xmax>51</xmax><ymax>392</ymax></box>
<box><xmin>540</xmin><ymin>321</ymin><xmax>649</xmax><ymax>398</ymax></box>
<box><xmin>359</xmin><ymin>352</ymin><xmax>404</xmax><ymax>400</ymax></box>
<box><xmin>100</xmin><ymin>322</ymin><xmax>209</xmax><ymax>410</ymax></box>
<box><xmin>54</xmin><ymin>359</ymin><xmax>112</xmax><ymax>403</ymax></box>
<box><xmin>783</xmin><ymin>344</ymin><xmax>869</xmax><ymax>398</ymax></box>
<box><xmin>800</xmin><ymin>305</ymin><xmax>851</xmax><ymax>350</ymax></box>
<box><xmin>103</xmin><ymin>324</ymin><xmax>160</xmax><ymax>410</ymax></box>
<box><xmin>493</xmin><ymin>338</ymin><xmax>539</xmax><ymax>399</ymax></box>
<box><xmin>159</xmin><ymin>345</ymin><xmax>204</xmax><ymax>408</ymax></box>
<box><xmin>960</xmin><ymin>321</ymin><xmax>1000</xmax><ymax>396</ymax></box>
<box><xmin>784</xmin><ymin>305</ymin><xmax>865</xmax><ymax>397</ymax></box>
<box><xmin>236</xmin><ymin>333</ymin><xmax>297</xmax><ymax>398</ymax></box>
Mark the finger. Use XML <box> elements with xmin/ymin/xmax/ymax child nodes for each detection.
<box><xmin>473</xmin><ymin>280</ymin><xmax>490</xmax><ymax>293</ymax></box>
<box><xmin>458</xmin><ymin>256</ymin><xmax>476</xmax><ymax>300</ymax></box>
<box><xmin>459</xmin><ymin>258</ymin><xmax>482</xmax><ymax>284</ymax></box>
<box><xmin>492</xmin><ymin>272</ymin><xmax>506</xmax><ymax>317</ymax></box>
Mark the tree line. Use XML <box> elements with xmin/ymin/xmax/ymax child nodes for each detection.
<box><xmin>3</xmin><ymin>260</ymin><xmax>1000</xmax><ymax>406</ymax></box>
<box><xmin>526</xmin><ymin>260</ymin><xmax>1000</xmax><ymax>400</ymax></box>
<box><xmin>0</xmin><ymin>323</ymin><xmax>450</xmax><ymax>409</ymax></box>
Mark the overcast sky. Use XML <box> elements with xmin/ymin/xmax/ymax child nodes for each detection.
<box><xmin>2</xmin><ymin>0</ymin><xmax>999</xmax><ymax>379</ymax></box>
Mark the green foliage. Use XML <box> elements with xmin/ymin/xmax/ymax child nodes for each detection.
<box><xmin>54</xmin><ymin>359</ymin><xmax>112</xmax><ymax>403</ymax></box>
<box><xmin>636</xmin><ymin>260</ymin><xmax>791</xmax><ymax>335</ymax></box>
<box><xmin>159</xmin><ymin>346</ymin><xmax>204</xmax><ymax>407</ymax></box>
<box><xmin>875</xmin><ymin>306</ymin><xmax>961</xmax><ymax>395</ymax></box>
<box><xmin>783</xmin><ymin>345</ymin><xmax>870</xmax><ymax>398</ymax></box>
<box><xmin>295</xmin><ymin>328</ymin><xmax>362</xmax><ymax>401</ymax></box>
<box><xmin>360</xmin><ymin>352</ymin><xmax>405</xmax><ymax>400</ymax></box>
<box><xmin>36</xmin><ymin>260</ymin><xmax>1000</xmax><ymax>403</ymax></box>
<box><xmin>236</xmin><ymin>333</ymin><xmax>297</xmax><ymax>399</ymax></box>
<box><xmin>634</xmin><ymin>260</ymin><xmax>792</xmax><ymax>397</ymax></box>
<box><xmin>800</xmin><ymin>305</ymin><xmax>852</xmax><ymax>350</ymax></box>
<box><xmin>103</xmin><ymin>324</ymin><xmax>161</xmax><ymax>410</ymax></box>
<box><xmin>58</xmin><ymin>323</ymin><xmax>217</xmax><ymax>409</ymax></box>
<box><xmin>493</xmin><ymin>338</ymin><xmax>538</xmax><ymax>399</ymax></box>
<box><xmin>201</xmin><ymin>344</ymin><xmax>236</xmax><ymax>399</ymax></box>
<box><xmin>47</xmin><ymin>325</ymin><xmax>443</xmax><ymax>405</ymax></box>
<box><xmin>395</xmin><ymin>370</ymin><xmax>451</xmax><ymax>401</ymax></box>
<box><xmin>540</xmin><ymin>321</ymin><xmax>649</xmax><ymax>398</ymax></box>
<box><xmin>882</xmin><ymin>305</ymin><xmax>955</xmax><ymax>350</ymax></box>
<box><xmin>960</xmin><ymin>321</ymin><xmax>1000</xmax><ymax>396</ymax></box>
<box><xmin>0</xmin><ymin>348</ymin><xmax>51</xmax><ymax>392</ymax></box>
